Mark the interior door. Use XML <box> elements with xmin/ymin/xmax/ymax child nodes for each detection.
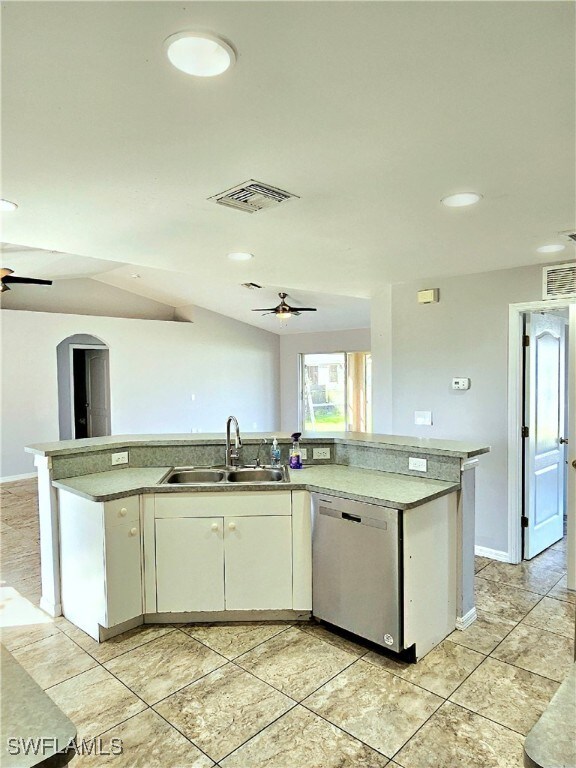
<box><xmin>524</xmin><ymin>312</ymin><xmax>566</xmax><ymax>558</ymax></box>
<box><xmin>86</xmin><ymin>349</ymin><xmax>110</xmax><ymax>437</ymax></box>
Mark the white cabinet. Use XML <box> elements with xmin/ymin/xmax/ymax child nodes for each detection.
<box><xmin>59</xmin><ymin>491</ymin><xmax>142</xmax><ymax>640</ymax></box>
<box><xmin>156</xmin><ymin>517</ymin><xmax>225</xmax><ymax>612</ymax></box>
<box><xmin>150</xmin><ymin>491</ymin><xmax>307</xmax><ymax>615</ymax></box>
<box><xmin>225</xmin><ymin>515</ymin><xmax>292</xmax><ymax>610</ymax></box>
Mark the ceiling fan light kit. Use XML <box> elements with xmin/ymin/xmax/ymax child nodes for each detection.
<box><xmin>252</xmin><ymin>292</ymin><xmax>318</xmax><ymax>320</ymax></box>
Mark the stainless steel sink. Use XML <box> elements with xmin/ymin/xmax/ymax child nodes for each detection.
<box><xmin>164</xmin><ymin>468</ymin><xmax>226</xmax><ymax>484</ymax></box>
<box><xmin>227</xmin><ymin>468</ymin><xmax>286</xmax><ymax>483</ymax></box>
<box><xmin>161</xmin><ymin>465</ymin><xmax>289</xmax><ymax>485</ymax></box>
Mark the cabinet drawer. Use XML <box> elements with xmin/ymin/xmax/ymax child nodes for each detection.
<box><xmin>154</xmin><ymin>491</ymin><xmax>291</xmax><ymax>518</ymax></box>
<box><xmin>104</xmin><ymin>496</ymin><xmax>139</xmax><ymax>527</ymax></box>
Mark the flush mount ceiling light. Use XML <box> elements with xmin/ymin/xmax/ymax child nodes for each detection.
<box><xmin>227</xmin><ymin>252</ymin><xmax>253</xmax><ymax>261</ymax></box>
<box><xmin>441</xmin><ymin>192</ymin><xmax>482</xmax><ymax>208</ymax></box>
<box><xmin>165</xmin><ymin>32</ymin><xmax>236</xmax><ymax>77</ymax></box>
<box><xmin>0</xmin><ymin>199</ymin><xmax>18</xmax><ymax>212</ymax></box>
<box><xmin>536</xmin><ymin>243</ymin><xmax>566</xmax><ymax>254</ymax></box>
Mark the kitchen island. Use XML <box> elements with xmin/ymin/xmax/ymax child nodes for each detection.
<box><xmin>26</xmin><ymin>432</ymin><xmax>489</xmax><ymax>659</ymax></box>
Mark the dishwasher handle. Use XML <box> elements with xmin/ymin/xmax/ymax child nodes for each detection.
<box><xmin>342</xmin><ymin>512</ymin><xmax>362</xmax><ymax>523</ymax></box>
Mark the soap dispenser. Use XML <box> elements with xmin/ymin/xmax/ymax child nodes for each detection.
<box><xmin>289</xmin><ymin>432</ymin><xmax>303</xmax><ymax>469</ymax></box>
<box><xmin>270</xmin><ymin>438</ymin><xmax>281</xmax><ymax>467</ymax></box>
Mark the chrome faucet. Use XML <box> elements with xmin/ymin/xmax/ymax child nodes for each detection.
<box><xmin>225</xmin><ymin>416</ymin><xmax>242</xmax><ymax>467</ymax></box>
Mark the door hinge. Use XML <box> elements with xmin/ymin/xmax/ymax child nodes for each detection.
<box><xmin>521</xmin><ymin>515</ymin><xmax>529</xmax><ymax>528</ymax></box>
<box><xmin>522</xmin><ymin>334</ymin><xmax>530</xmax><ymax>347</ymax></box>
<box><xmin>521</xmin><ymin>426</ymin><xmax>529</xmax><ymax>438</ymax></box>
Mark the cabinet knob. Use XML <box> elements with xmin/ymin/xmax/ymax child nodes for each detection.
<box><xmin>211</xmin><ymin>523</ymin><xmax>219</xmax><ymax>532</ymax></box>
<box><xmin>120</xmin><ymin>508</ymin><xmax>128</xmax><ymax>517</ymax></box>
<box><xmin>129</xmin><ymin>527</ymin><xmax>138</xmax><ymax>536</ymax></box>
<box><xmin>228</xmin><ymin>522</ymin><xmax>236</xmax><ymax>531</ymax></box>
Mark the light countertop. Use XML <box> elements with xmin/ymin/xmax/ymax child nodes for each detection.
<box><xmin>524</xmin><ymin>662</ymin><xmax>575</xmax><ymax>768</ymax></box>
<box><xmin>1</xmin><ymin>645</ymin><xmax>76</xmax><ymax>767</ymax></box>
<box><xmin>52</xmin><ymin>464</ymin><xmax>460</xmax><ymax>510</ymax></box>
<box><xmin>27</xmin><ymin>432</ymin><xmax>490</xmax><ymax>459</ymax></box>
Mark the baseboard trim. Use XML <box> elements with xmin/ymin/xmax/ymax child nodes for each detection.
<box><xmin>39</xmin><ymin>597</ymin><xmax>62</xmax><ymax>617</ymax></box>
<box><xmin>456</xmin><ymin>607</ymin><xmax>477</xmax><ymax>630</ymax></box>
<box><xmin>1</xmin><ymin>472</ymin><xmax>36</xmax><ymax>484</ymax></box>
<box><xmin>475</xmin><ymin>545</ymin><xmax>511</xmax><ymax>563</ymax></box>
<box><xmin>145</xmin><ymin>609</ymin><xmax>311</xmax><ymax>624</ymax></box>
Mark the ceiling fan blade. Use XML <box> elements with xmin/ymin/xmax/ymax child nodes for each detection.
<box><xmin>252</xmin><ymin>307</ymin><xmax>277</xmax><ymax>312</ymax></box>
<box><xmin>2</xmin><ymin>276</ymin><xmax>53</xmax><ymax>286</ymax></box>
<box><xmin>291</xmin><ymin>307</ymin><xmax>317</xmax><ymax>312</ymax></box>
<box><xmin>0</xmin><ymin>268</ymin><xmax>14</xmax><ymax>278</ymax></box>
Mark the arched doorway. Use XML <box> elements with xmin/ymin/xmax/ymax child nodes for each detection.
<box><xmin>57</xmin><ymin>334</ymin><xmax>111</xmax><ymax>440</ymax></box>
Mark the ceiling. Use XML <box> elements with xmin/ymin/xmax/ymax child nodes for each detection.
<box><xmin>1</xmin><ymin>1</ymin><xmax>574</xmax><ymax>334</ymax></box>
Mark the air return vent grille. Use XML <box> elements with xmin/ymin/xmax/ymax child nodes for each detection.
<box><xmin>209</xmin><ymin>180</ymin><xmax>298</xmax><ymax>213</ymax></box>
<box><xmin>542</xmin><ymin>263</ymin><xmax>576</xmax><ymax>299</ymax></box>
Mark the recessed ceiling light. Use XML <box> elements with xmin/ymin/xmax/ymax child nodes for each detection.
<box><xmin>441</xmin><ymin>192</ymin><xmax>482</xmax><ymax>208</ymax></box>
<box><xmin>228</xmin><ymin>252</ymin><xmax>253</xmax><ymax>261</ymax></box>
<box><xmin>536</xmin><ymin>243</ymin><xmax>566</xmax><ymax>254</ymax></box>
<box><xmin>131</xmin><ymin>273</ymin><xmax>141</xmax><ymax>279</ymax></box>
<box><xmin>165</xmin><ymin>32</ymin><xmax>236</xmax><ymax>77</ymax></box>
<box><xmin>0</xmin><ymin>199</ymin><xmax>18</xmax><ymax>212</ymax></box>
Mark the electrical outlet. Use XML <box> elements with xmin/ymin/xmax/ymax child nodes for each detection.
<box><xmin>313</xmin><ymin>447</ymin><xmax>331</xmax><ymax>460</ymax></box>
<box><xmin>111</xmin><ymin>451</ymin><xmax>129</xmax><ymax>466</ymax></box>
<box><xmin>408</xmin><ymin>457</ymin><xmax>427</xmax><ymax>472</ymax></box>
<box><xmin>452</xmin><ymin>377</ymin><xmax>470</xmax><ymax>390</ymax></box>
<box><xmin>300</xmin><ymin>448</ymin><xmax>308</xmax><ymax>460</ymax></box>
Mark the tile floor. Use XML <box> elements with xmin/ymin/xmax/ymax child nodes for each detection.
<box><xmin>1</xmin><ymin>479</ymin><xmax>574</xmax><ymax>767</ymax></box>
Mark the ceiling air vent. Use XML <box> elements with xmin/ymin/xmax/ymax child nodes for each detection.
<box><xmin>209</xmin><ymin>180</ymin><xmax>298</xmax><ymax>213</ymax></box>
<box><xmin>542</xmin><ymin>263</ymin><xmax>576</xmax><ymax>299</ymax></box>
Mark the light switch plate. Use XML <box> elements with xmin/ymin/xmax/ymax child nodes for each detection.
<box><xmin>409</xmin><ymin>457</ymin><xmax>428</xmax><ymax>472</ymax></box>
<box><xmin>111</xmin><ymin>451</ymin><xmax>129</xmax><ymax>466</ymax></box>
<box><xmin>414</xmin><ymin>411</ymin><xmax>433</xmax><ymax>426</ymax></box>
<box><xmin>452</xmin><ymin>377</ymin><xmax>471</xmax><ymax>390</ymax></box>
<box><xmin>313</xmin><ymin>447</ymin><xmax>331</xmax><ymax>460</ymax></box>
<box><xmin>300</xmin><ymin>448</ymin><xmax>308</xmax><ymax>460</ymax></box>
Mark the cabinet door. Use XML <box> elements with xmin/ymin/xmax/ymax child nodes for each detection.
<box><xmin>224</xmin><ymin>516</ymin><xmax>292</xmax><ymax>610</ymax></box>
<box><xmin>104</xmin><ymin>520</ymin><xmax>143</xmax><ymax>627</ymax></box>
<box><xmin>156</xmin><ymin>518</ymin><xmax>224</xmax><ymax>612</ymax></box>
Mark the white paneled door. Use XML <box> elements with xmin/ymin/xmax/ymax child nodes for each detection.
<box><xmin>86</xmin><ymin>349</ymin><xmax>110</xmax><ymax>437</ymax></box>
<box><xmin>524</xmin><ymin>312</ymin><xmax>566</xmax><ymax>559</ymax></box>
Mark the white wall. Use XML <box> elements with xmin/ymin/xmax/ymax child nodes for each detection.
<box><xmin>371</xmin><ymin>285</ymin><xmax>393</xmax><ymax>433</ymax></box>
<box><xmin>1</xmin><ymin>308</ymin><xmax>280</xmax><ymax>477</ymax></box>
<box><xmin>372</xmin><ymin>264</ymin><xmax>544</xmax><ymax>555</ymax></box>
<box><xmin>279</xmin><ymin>328</ymin><xmax>371</xmax><ymax>431</ymax></box>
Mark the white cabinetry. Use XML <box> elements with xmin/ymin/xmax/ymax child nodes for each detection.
<box><xmin>150</xmin><ymin>491</ymin><xmax>308</xmax><ymax>615</ymax></box>
<box><xmin>156</xmin><ymin>517</ymin><xmax>225</xmax><ymax>612</ymax></box>
<box><xmin>59</xmin><ymin>491</ymin><xmax>142</xmax><ymax>640</ymax></box>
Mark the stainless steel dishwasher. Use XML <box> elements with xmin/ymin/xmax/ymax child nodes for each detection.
<box><xmin>312</xmin><ymin>493</ymin><xmax>403</xmax><ymax>652</ymax></box>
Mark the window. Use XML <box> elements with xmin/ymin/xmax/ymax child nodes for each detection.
<box><xmin>301</xmin><ymin>351</ymin><xmax>372</xmax><ymax>432</ymax></box>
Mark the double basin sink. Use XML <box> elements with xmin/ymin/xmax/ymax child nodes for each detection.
<box><xmin>162</xmin><ymin>465</ymin><xmax>290</xmax><ymax>485</ymax></box>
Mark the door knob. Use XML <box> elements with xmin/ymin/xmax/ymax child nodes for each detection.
<box><xmin>129</xmin><ymin>527</ymin><xmax>138</xmax><ymax>536</ymax></box>
<box><xmin>228</xmin><ymin>522</ymin><xmax>236</xmax><ymax>531</ymax></box>
<box><xmin>559</xmin><ymin>437</ymin><xmax>569</xmax><ymax>444</ymax></box>
<box><xmin>211</xmin><ymin>523</ymin><xmax>219</xmax><ymax>532</ymax></box>
<box><xmin>119</xmin><ymin>508</ymin><xmax>127</xmax><ymax>517</ymax></box>
<box><xmin>572</xmin><ymin>459</ymin><xmax>576</xmax><ymax>469</ymax></box>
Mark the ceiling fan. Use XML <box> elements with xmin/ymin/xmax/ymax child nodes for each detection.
<box><xmin>252</xmin><ymin>292</ymin><xmax>317</xmax><ymax>319</ymax></box>
<box><xmin>0</xmin><ymin>268</ymin><xmax>53</xmax><ymax>293</ymax></box>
